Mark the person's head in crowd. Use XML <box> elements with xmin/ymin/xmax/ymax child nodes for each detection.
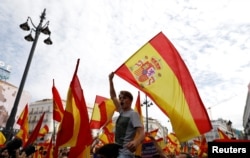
<box><xmin>22</xmin><ymin>144</ymin><xmax>36</xmax><ymax>157</ymax></box>
<box><xmin>0</xmin><ymin>148</ymin><xmax>9</xmax><ymax>158</ymax></box>
<box><xmin>95</xmin><ymin>143</ymin><xmax>122</xmax><ymax>158</ymax></box>
<box><xmin>1</xmin><ymin>137</ymin><xmax>22</xmax><ymax>157</ymax></box>
<box><xmin>118</xmin><ymin>90</ymin><xmax>133</xmax><ymax>111</ymax></box>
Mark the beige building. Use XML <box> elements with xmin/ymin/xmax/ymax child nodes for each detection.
<box><xmin>0</xmin><ymin>80</ymin><xmax>31</xmax><ymax>129</ymax></box>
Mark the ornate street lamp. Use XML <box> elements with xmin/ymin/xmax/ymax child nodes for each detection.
<box><xmin>4</xmin><ymin>9</ymin><xmax>52</xmax><ymax>140</ymax></box>
<box><xmin>141</xmin><ymin>95</ymin><xmax>153</xmax><ymax>133</ymax></box>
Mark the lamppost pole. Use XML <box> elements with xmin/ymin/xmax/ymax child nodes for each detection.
<box><xmin>4</xmin><ymin>9</ymin><xmax>52</xmax><ymax>140</ymax></box>
<box><xmin>145</xmin><ymin>96</ymin><xmax>149</xmax><ymax>133</ymax></box>
<box><xmin>142</xmin><ymin>95</ymin><xmax>153</xmax><ymax>133</ymax></box>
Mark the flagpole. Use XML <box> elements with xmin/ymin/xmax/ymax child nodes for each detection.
<box><xmin>53</xmin><ymin>117</ymin><xmax>56</xmax><ymax>142</ymax></box>
<box><xmin>145</xmin><ymin>95</ymin><xmax>149</xmax><ymax>133</ymax></box>
<box><xmin>52</xmin><ymin>80</ymin><xmax>56</xmax><ymax>142</ymax></box>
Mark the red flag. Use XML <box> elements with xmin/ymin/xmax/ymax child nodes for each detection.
<box><xmin>166</xmin><ymin>133</ymin><xmax>181</xmax><ymax>155</ymax></box>
<box><xmin>134</xmin><ymin>91</ymin><xmax>143</xmax><ymax>156</ymax></box>
<box><xmin>90</xmin><ymin>95</ymin><xmax>116</xmax><ymax>129</ymax></box>
<box><xmin>99</xmin><ymin>120</ymin><xmax>115</xmax><ymax>144</ymax></box>
<box><xmin>45</xmin><ymin>137</ymin><xmax>53</xmax><ymax>158</ymax></box>
<box><xmin>52</xmin><ymin>79</ymin><xmax>64</xmax><ymax>122</ymax></box>
<box><xmin>134</xmin><ymin>91</ymin><xmax>143</xmax><ymax>123</ymax></box>
<box><xmin>55</xmin><ymin>59</ymin><xmax>93</xmax><ymax>158</ymax></box>
<box><xmin>147</xmin><ymin>128</ymin><xmax>158</xmax><ymax>137</ymax></box>
<box><xmin>167</xmin><ymin>133</ymin><xmax>180</xmax><ymax>147</ymax></box>
<box><xmin>90</xmin><ymin>95</ymin><xmax>107</xmax><ymax>129</ymax></box>
<box><xmin>217</xmin><ymin>128</ymin><xmax>230</xmax><ymax>140</ymax></box>
<box><xmin>24</xmin><ymin>112</ymin><xmax>45</xmax><ymax>148</ymax></box>
<box><xmin>115</xmin><ymin>32</ymin><xmax>212</xmax><ymax>141</ymax></box>
<box><xmin>16</xmin><ymin>104</ymin><xmax>29</xmax><ymax>146</ymax></box>
<box><xmin>99</xmin><ymin>99</ymin><xmax>116</xmax><ymax>125</ymax></box>
<box><xmin>194</xmin><ymin>135</ymin><xmax>208</xmax><ymax>157</ymax></box>
<box><xmin>38</xmin><ymin>124</ymin><xmax>49</xmax><ymax>138</ymax></box>
<box><xmin>144</xmin><ymin>128</ymin><xmax>159</xmax><ymax>143</ymax></box>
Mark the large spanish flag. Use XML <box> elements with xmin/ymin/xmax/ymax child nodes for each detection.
<box><xmin>52</xmin><ymin>79</ymin><xmax>64</xmax><ymax>122</ymax></box>
<box><xmin>115</xmin><ymin>32</ymin><xmax>212</xmax><ymax>141</ymax></box>
<box><xmin>56</xmin><ymin>59</ymin><xmax>93</xmax><ymax>158</ymax></box>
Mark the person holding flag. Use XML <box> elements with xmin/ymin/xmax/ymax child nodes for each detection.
<box><xmin>109</xmin><ymin>72</ymin><xmax>145</xmax><ymax>158</ymax></box>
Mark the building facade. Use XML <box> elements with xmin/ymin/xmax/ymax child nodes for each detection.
<box><xmin>29</xmin><ymin>99</ymin><xmax>62</xmax><ymax>141</ymax></box>
<box><xmin>205</xmin><ymin>118</ymin><xmax>243</xmax><ymax>142</ymax></box>
<box><xmin>28</xmin><ymin>99</ymin><xmax>93</xmax><ymax>141</ymax></box>
<box><xmin>0</xmin><ymin>80</ymin><xmax>31</xmax><ymax>130</ymax></box>
<box><xmin>243</xmin><ymin>86</ymin><xmax>250</xmax><ymax>139</ymax></box>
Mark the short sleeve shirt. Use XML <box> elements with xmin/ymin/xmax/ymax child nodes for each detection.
<box><xmin>115</xmin><ymin>109</ymin><xmax>143</xmax><ymax>155</ymax></box>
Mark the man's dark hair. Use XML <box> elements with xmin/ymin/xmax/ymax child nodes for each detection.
<box><xmin>120</xmin><ymin>91</ymin><xmax>133</xmax><ymax>101</ymax></box>
<box><xmin>22</xmin><ymin>145</ymin><xmax>36</xmax><ymax>157</ymax></box>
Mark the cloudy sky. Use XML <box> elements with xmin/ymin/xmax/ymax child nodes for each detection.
<box><xmin>1</xmin><ymin>0</ymin><xmax>250</xmax><ymax>131</ymax></box>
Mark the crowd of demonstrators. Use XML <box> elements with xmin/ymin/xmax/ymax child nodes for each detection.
<box><xmin>0</xmin><ymin>72</ymin><xmax>203</xmax><ymax>158</ymax></box>
<box><xmin>0</xmin><ymin>136</ymin><xmax>195</xmax><ymax>158</ymax></box>
<box><xmin>0</xmin><ymin>137</ymin><xmax>70</xmax><ymax>158</ymax></box>
<box><xmin>0</xmin><ymin>137</ymin><xmax>33</xmax><ymax>158</ymax></box>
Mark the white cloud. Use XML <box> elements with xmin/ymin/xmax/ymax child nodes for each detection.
<box><xmin>1</xmin><ymin>0</ymin><xmax>250</xmax><ymax>131</ymax></box>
